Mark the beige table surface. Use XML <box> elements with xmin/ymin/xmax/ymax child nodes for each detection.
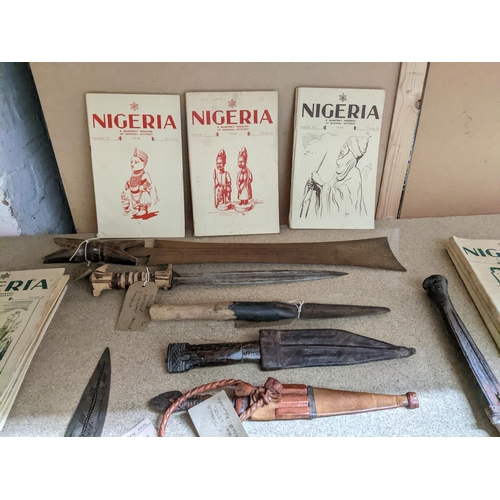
<box><xmin>1</xmin><ymin>215</ymin><xmax>499</xmax><ymax>438</ymax></box>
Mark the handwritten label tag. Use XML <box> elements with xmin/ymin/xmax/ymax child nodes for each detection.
<box><xmin>188</xmin><ymin>390</ymin><xmax>248</xmax><ymax>437</ymax></box>
<box><xmin>122</xmin><ymin>418</ymin><xmax>157</xmax><ymax>437</ymax></box>
<box><xmin>115</xmin><ymin>281</ymin><xmax>158</xmax><ymax>330</ymax></box>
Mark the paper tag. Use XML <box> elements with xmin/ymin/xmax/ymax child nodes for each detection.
<box><xmin>115</xmin><ymin>281</ymin><xmax>158</xmax><ymax>330</ymax></box>
<box><xmin>188</xmin><ymin>390</ymin><xmax>248</xmax><ymax>437</ymax></box>
<box><xmin>122</xmin><ymin>418</ymin><xmax>157</xmax><ymax>437</ymax></box>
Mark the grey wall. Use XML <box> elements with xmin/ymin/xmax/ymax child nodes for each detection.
<box><xmin>0</xmin><ymin>62</ymin><xmax>74</xmax><ymax>236</ymax></box>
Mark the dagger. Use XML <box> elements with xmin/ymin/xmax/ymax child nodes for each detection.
<box><xmin>147</xmin><ymin>300</ymin><xmax>390</xmax><ymax>328</ymax></box>
<box><xmin>423</xmin><ymin>275</ymin><xmax>500</xmax><ymax>433</ymax></box>
<box><xmin>149</xmin><ymin>382</ymin><xmax>419</xmax><ymax>422</ymax></box>
<box><xmin>43</xmin><ymin>236</ymin><xmax>406</xmax><ymax>272</ymax></box>
<box><xmin>89</xmin><ymin>264</ymin><xmax>347</xmax><ymax>296</ymax></box>
<box><xmin>65</xmin><ymin>347</ymin><xmax>111</xmax><ymax>437</ymax></box>
<box><xmin>166</xmin><ymin>328</ymin><xmax>416</xmax><ymax>372</ymax></box>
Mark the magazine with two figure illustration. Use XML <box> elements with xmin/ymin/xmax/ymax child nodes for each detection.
<box><xmin>186</xmin><ymin>91</ymin><xmax>280</xmax><ymax>237</ymax></box>
<box><xmin>446</xmin><ymin>236</ymin><xmax>500</xmax><ymax>349</ymax></box>
<box><xmin>0</xmin><ymin>268</ymin><xmax>69</xmax><ymax>431</ymax></box>
<box><xmin>86</xmin><ymin>93</ymin><xmax>185</xmax><ymax>238</ymax></box>
<box><xmin>289</xmin><ymin>87</ymin><xmax>385</xmax><ymax>229</ymax></box>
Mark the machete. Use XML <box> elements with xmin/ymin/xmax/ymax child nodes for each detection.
<box><xmin>65</xmin><ymin>347</ymin><xmax>111</xmax><ymax>437</ymax></box>
<box><xmin>43</xmin><ymin>236</ymin><xmax>406</xmax><ymax>271</ymax></box>
<box><xmin>165</xmin><ymin>328</ymin><xmax>416</xmax><ymax>372</ymax></box>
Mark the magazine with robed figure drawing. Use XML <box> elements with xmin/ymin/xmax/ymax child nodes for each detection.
<box><xmin>86</xmin><ymin>93</ymin><xmax>185</xmax><ymax>238</ymax></box>
<box><xmin>185</xmin><ymin>91</ymin><xmax>280</xmax><ymax>237</ymax></box>
<box><xmin>289</xmin><ymin>87</ymin><xmax>385</xmax><ymax>230</ymax></box>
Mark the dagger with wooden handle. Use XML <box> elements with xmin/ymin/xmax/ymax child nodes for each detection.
<box><xmin>149</xmin><ymin>383</ymin><xmax>419</xmax><ymax>422</ymax></box>
<box><xmin>43</xmin><ymin>236</ymin><xmax>406</xmax><ymax>271</ymax></box>
<box><xmin>423</xmin><ymin>274</ymin><xmax>500</xmax><ymax>433</ymax></box>
<box><xmin>166</xmin><ymin>328</ymin><xmax>416</xmax><ymax>372</ymax></box>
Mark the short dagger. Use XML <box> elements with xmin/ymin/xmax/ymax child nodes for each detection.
<box><xmin>166</xmin><ymin>328</ymin><xmax>416</xmax><ymax>373</ymax></box>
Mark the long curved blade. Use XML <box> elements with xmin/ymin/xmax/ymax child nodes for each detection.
<box><xmin>173</xmin><ymin>269</ymin><xmax>346</xmax><ymax>287</ymax></box>
<box><xmin>65</xmin><ymin>347</ymin><xmax>111</xmax><ymax>437</ymax></box>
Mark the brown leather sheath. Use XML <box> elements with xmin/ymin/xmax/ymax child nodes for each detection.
<box><xmin>245</xmin><ymin>384</ymin><xmax>418</xmax><ymax>421</ymax></box>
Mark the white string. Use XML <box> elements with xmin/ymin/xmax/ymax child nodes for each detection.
<box><xmin>143</xmin><ymin>267</ymin><xmax>150</xmax><ymax>286</ymax></box>
<box><xmin>69</xmin><ymin>238</ymin><xmax>99</xmax><ymax>266</ymax></box>
<box><xmin>288</xmin><ymin>299</ymin><xmax>304</xmax><ymax>319</ymax></box>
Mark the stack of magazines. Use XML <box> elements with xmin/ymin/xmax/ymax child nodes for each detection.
<box><xmin>446</xmin><ymin>236</ymin><xmax>500</xmax><ymax>350</ymax></box>
<box><xmin>0</xmin><ymin>268</ymin><xmax>69</xmax><ymax>431</ymax></box>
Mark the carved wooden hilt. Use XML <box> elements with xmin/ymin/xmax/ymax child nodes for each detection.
<box><xmin>90</xmin><ymin>264</ymin><xmax>174</xmax><ymax>296</ymax></box>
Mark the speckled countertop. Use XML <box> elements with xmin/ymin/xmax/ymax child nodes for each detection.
<box><xmin>1</xmin><ymin>215</ymin><xmax>499</xmax><ymax>437</ymax></box>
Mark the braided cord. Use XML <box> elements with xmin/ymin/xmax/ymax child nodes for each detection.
<box><xmin>158</xmin><ymin>377</ymin><xmax>282</xmax><ymax>437</ymax></box>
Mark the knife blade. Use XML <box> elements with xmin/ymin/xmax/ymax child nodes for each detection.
<box><xmin>89</xmin><ymin>264</ymin><xmax>347</xmax><ymax>296</ymax></box>
<box><xmin>166</xmin><ymin>328</ymin><xmax>416</xmax><ymax>372</ymax></box>
<box><xmin>65</xmin><ymin>347</ymin><xmax>111</xmax><ymax>437</ymax></box>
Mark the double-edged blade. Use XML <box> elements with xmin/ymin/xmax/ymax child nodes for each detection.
<box><xmin>65</xmin><ymin>347</ymin><xmax>111</xmax><ymax>437</ymax></box>
<box><xmin>173</xmin><ymin>269</ymin><xmax>347</xmax><ymax>287</ymax></box>
<box><xmin>89</xmin><ymin>264</ymin><xmax>347</xmax><ymax>296</ymax></box>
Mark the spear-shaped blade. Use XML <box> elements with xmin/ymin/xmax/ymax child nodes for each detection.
<box><xmin>65</xmin><ymin>347</ymin><xmax>111</xmax><ymax>437</ymax></box>
<box><xmin>89</xmin><ymin>264</ymin><xmax>346</xmax><ymax>296</ymax></box>
<box><xmin>166</xmin><ymin>328</ymin><xmax>416</xmax><ymax>373</ymax></box>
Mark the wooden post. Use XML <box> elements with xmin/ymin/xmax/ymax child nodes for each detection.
<box><xmin>376</xmin><ymin>62</ymin><xmax>428</xmax><ymax>220</ymax></box>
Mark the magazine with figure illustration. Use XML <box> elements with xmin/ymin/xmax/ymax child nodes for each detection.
<box><xmin>186</xmin><ymin>91</ymin><xmax>280</xmax><ymax>237</ymax></box>
<box><xmin>86</xmin><ymin>93</ymin><xmax>185</xmax><ymax>238</ymax></box>
<box><xmin>289</xmin><ymin>87</ymin><xmax>385</xmax><ymax>230</ymax></box>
